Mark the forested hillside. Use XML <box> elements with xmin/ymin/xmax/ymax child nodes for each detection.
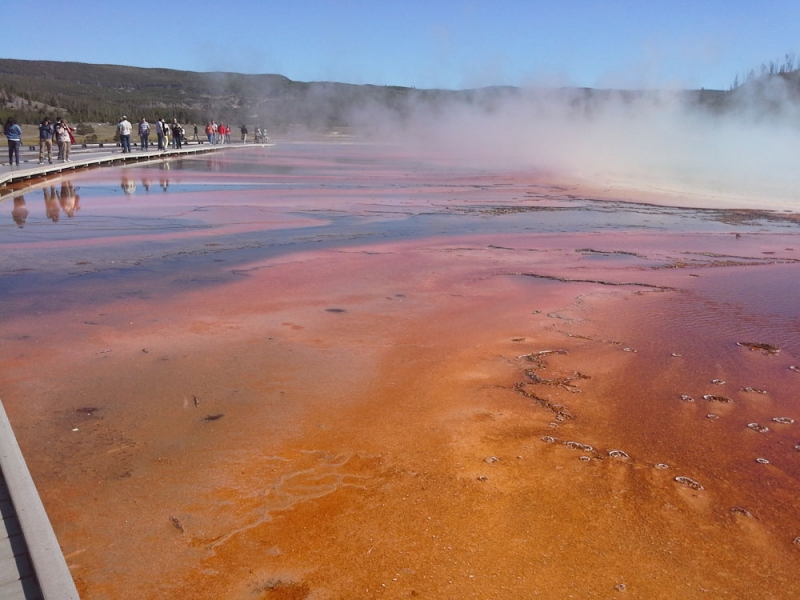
<box><xmin>0</xmin><ymin>58</ymin><xmax>423</xmax><ymax>130</ymax></box>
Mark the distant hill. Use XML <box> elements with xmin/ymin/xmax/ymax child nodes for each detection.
<box><xmin>0</xmin><ymin>58</ymin><xmax>456</xmax><ymax>130</ymax></box>
<box><xmin>1</xmin><ymin>58</ymin><xmax>798</xmax><ymax>132</ymax></box>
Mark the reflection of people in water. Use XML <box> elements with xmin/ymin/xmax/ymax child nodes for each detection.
<box><xmin>121</xmin><ymin>177</ymin><xmax>136</xmax><ymax>195</ymax></box>
<box><xmin>141</xmin><ymin>178</ymin><xmax>151</xmax><ymax>192</ymax></box>
<box><xmin>11</xmin><ymin>195</ymin><xmax>28</xmax><ymax>228</ymax></box>
<box><xmin>160</xmin><ymin>161</ymin><xmax>170</xmax><ymax>191</ymax></box>
<box><xmin>43</xmin><ymin>186</ymin><xmax>60</xmax><ymax>222</ymax></box>
<box><xmin>59</xmin><ymin>180</ymin><xmax>80</xmax><ymax>217</ymax></box>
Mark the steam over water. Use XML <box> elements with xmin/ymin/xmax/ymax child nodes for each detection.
<box><xmin>349</xmin><ymin>82</ymin><xmax>800</xmax><ymax>208</ymax></box>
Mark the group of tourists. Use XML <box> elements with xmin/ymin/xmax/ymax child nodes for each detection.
<box><xmin>3</xmin><ymin>116</ymin><xmax>76</xmax><ymax>166</ymax></box>
<box><xmin>118</xmin><ymin>116</ymin><xmax>189</xmax><ymax>153</ymax></box>
<box><xmin>204</xmin><ymin>121</ymin><xmax>232</xmax><ymax>145</ymax></box>
<box><xmin>128</xmin><ymin>117</ymin><xmax>263</xmax><ymax>151</ymax></box>
<box><xmin>202</xmin><ymin>122</ymin><xmax>269</xmax><ymax>145</ymax></box>
<box><xmin>5</xmin><ymin>114</ymin><xmax>271</xmax><ymax>167</ymax></box>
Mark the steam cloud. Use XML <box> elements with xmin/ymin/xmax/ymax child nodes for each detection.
<box><xmin>344</xmin><ymin>77</ymin><xmax>800</xmax><ymax>209</ymax></box>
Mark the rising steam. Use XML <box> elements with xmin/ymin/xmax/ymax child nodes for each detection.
<box><xmin>344</xmin><ymin>77</ymin><xmax>800</xmax><ymax>209</ymax></box>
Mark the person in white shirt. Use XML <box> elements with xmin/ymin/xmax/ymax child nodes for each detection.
<box><xmin>118</xmin><ymin>116</ymin><xmax>133</xmax><ymax>153</ymax></box>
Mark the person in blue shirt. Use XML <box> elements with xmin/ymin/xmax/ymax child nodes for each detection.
<box><xmin>4</xmin><ymin>117</ymin><xmax>22</xmax><ymax>166</ymax></box>
<box><xmin>38</xmin><ymin>118</ymin><xmax>54</xmax><ymax>164</ymax></box>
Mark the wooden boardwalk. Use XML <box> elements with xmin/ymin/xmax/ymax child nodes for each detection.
<box><xmin>0</xmin><ymin>471</ymin><xmax>44</xmax><ymax>600</ymax></box>
<box><xmin>0</xmin><ymin>400</ymin><xmax>79</xmax><ymax>599</ymax></box>
<box><xmin>0</xmin><ymin>141</ymin><xmax>271</xmax><ymax>190</ymax></box>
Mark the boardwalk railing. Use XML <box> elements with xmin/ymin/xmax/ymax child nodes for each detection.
<box><xmin>0</xmin><ymin>400</ymin><xmax>80</xmax><ymax>599</ymax></box>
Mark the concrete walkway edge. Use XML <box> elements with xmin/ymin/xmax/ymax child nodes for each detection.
<box><xmin>0</xmin><ymin>399</ymin><xmax>79</xmax><ymax>599</ymax></box>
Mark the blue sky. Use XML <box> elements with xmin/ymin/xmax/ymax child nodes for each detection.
<box><xmin>4</xmin><ymin>1</ymin><xmax>799</xmax><ymax>90</ymax></box>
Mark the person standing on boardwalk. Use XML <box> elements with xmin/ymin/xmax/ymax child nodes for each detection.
<box><xmin>163</xmin><ymin>119</ymin><xmax>170</xmax><ymax>149</ymax></box>
<box><xmin>161</xmin><ymin>118</ymin><xmax>171</xmax><ymax>150</ymax></box>
<box><xmin>139</xmin><ymin>118</ymin><xmax>150</xmax><ymax>151</ymax></box>
<box><xmin>205</xmin><ymin>122</ymin><xmax>214</xmax><ymax>144</ymax></box>
<box><xmin>171</xmin><ymin>119</ymin><xmax>182</xmax><ymax>149</ymax></box>
<box><xmin>240</xmin><ymin>124</ymin><xmax>248</xmax><ymax>144</ymax></box>
<box><xmin>118</xmin><ymin>116</ymin><xmax>132</xmax><ymax>153</ymax></box>
<box><xmin>4</xmin><ymin>117</ymin><xmax>22</xmax><ymax>167</ymax></box>
<box><xmin>55</xmin><ymin>118</ymin><xmax>73</xmax><ymax>162</ymax></box>
<box><xmin>193</xmin><ymin>124</ymin><xmax>198</xmax><ymax>141</ymax></box>
<box><xmin>38</xmin><ymin>118</ymin><xmax>54</xmax><ymax>164</ymax></box>
<box><xmin>54</xmin><ymin>119</ymin><xmax>64</xmax><ymax>160</ymax></box>
<box><xmin>156</xmin><ymin>117</ymin><xmax>166</xmax><ymax>150</ymax></box>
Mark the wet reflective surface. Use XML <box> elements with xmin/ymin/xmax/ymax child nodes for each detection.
<box><xmin>1</xmin><ymin>142</ymin><xmax>799</xmax><ymax>598</ymax></box>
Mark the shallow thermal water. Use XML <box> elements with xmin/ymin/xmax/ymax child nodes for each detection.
<box><xmin>1</xmin><ymin>141</ymin><xmax>799</xmax><ymax>599</ymax></box>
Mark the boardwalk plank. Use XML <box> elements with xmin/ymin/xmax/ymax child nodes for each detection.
<box><xmin>0</xmin><ymin>532</ymin><xmax>27</xmax><ymax>560</ymax></box>
<box><xmin>0</xmin><ymin>574</ymin><xmax>44</xmax><ymax>600</ymax></box>
<box><xmin>0</xmin><ymin>553</ymin><xmax>34</xmax><ymax>583</ymax></box>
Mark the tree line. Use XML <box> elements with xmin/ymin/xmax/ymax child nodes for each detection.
<box><xmin>730</xmin><ymin>52</ymin><xmax>799</xmax><ymax>90</ymax></box>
